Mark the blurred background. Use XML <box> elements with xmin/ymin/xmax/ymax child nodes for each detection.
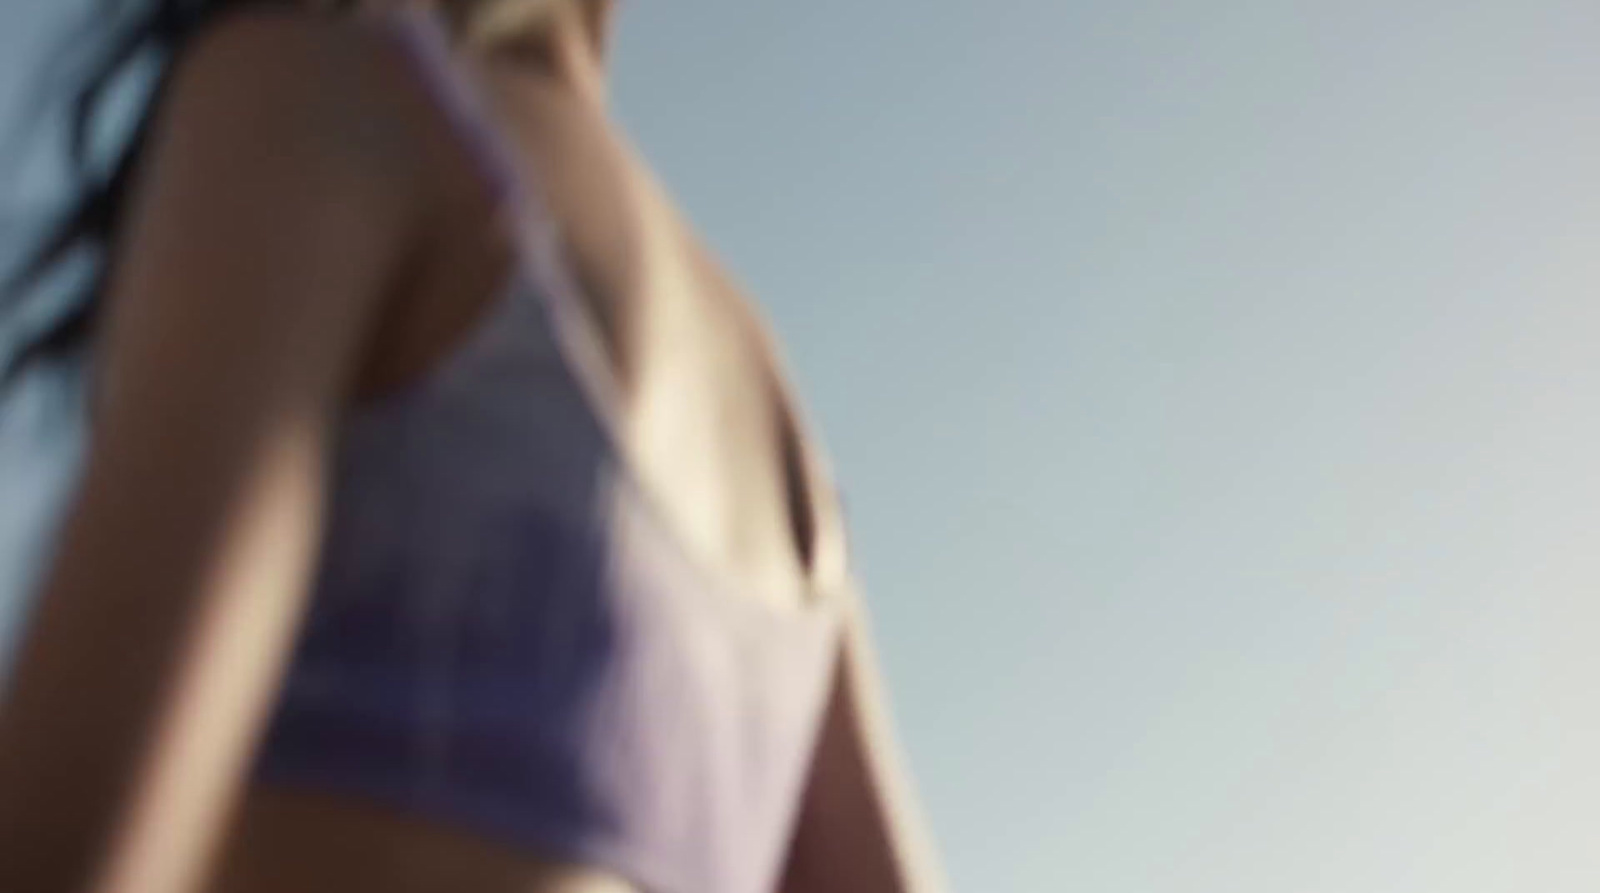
<box><xmin>6</xmin><ymin>1</ymin><xmax>1600</xmax><ymax>890</ymax></box>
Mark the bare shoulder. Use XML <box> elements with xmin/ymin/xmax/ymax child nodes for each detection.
<box><xmin>155</xmin><ymin>7</ymin><xmax>441</xmax><ymax>188</ymax></box>
<box><xmin>93</xmin><ymin>8</ymin><xmax>456</xmax><ymax>421</ymax></box>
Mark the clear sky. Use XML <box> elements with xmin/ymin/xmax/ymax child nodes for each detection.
<box><xmin>6</xmin><ymin>2</ymin><xmax>1600</xmax><ymax>891</ymax></box>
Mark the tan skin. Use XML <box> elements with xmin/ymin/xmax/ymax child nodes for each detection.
<box><xmin>0</xmin><ymin>2</ymin><xmax>946</xmax><ymax>891</ymax></box>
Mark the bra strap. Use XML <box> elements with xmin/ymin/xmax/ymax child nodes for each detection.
<box><xmin>379</xmin><ymin>6</ymin><xmax>630</xmax><ymax>433</ymax></box>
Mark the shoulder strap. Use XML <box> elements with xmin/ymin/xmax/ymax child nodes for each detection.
<box><xmin>379</xmin><ymin>7</ymin><xmax>529</xmax><ymax>217</ymax></box>
<box><xmin>379</xmin><ymin>6</ymin><xmax>630</xmax><ymax>430</ymax></box>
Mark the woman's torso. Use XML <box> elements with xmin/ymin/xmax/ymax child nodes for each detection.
<box><xmin>361</xmin><ymin>25</ymin><xmax>840</xmax><ymax>613</ymax></box>
<box><xmin>208</xmin><ymin>10</ymin><xmax>846</xmax><ymax>893</ymax></box>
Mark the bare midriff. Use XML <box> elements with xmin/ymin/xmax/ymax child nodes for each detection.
<box><xmin>208</xmin><ymin>788</ymin><xmax>640</xmax><ymax>893</ymax></box>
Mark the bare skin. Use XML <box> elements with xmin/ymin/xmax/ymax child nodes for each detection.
<box><xmin>0</xmin><ymin>3</ymin><xmax>946</xmax><ymax>892</ymax></box>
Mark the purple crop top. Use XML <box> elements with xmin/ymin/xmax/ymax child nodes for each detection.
<box><xmin>251</xmin><ymin>11</ymin><xmax>845</xmax><ymax>893</ymax></box>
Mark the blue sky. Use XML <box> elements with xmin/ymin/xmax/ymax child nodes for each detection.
<box><xmin>7</xmin><ymin>2</ymin><xmax>1600</xmax><ymax>891</ymax></box>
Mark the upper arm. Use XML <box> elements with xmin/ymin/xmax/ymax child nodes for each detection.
<box><xmin>86</xmin><ymin>9</ymin><xmax>434</xmax><ymax>644</ymax></box>
<box><xmin>0</xmin><ymin>13</ymin><xmax>437</xmax><ymax>892</ymax></box>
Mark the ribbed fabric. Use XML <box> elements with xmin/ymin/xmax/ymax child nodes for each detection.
<box><xmin>252</xmin><ymin>11</ymin><xmax>843</xmax><ymax>893</ymax></box>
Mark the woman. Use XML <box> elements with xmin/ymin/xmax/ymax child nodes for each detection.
<box><xmin>0</xmin><ymin>1</ymin><xmax>945</xmax><ymax>891</ymax></box>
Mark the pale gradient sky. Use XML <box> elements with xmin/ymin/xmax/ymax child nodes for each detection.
<box><xmin>5</xmin><ymin>2</ymin><xmax>1600</xmax><ymax>891</ymax></box>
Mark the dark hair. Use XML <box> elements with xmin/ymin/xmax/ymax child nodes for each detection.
<box><xmin>0</xmin><ymin>0</ymin><xmax>346</xmax><ymax>383</ymax></box>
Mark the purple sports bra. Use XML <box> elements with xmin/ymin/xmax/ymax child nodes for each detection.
<box><xmin>251</xmin><ymin>11</ymin><xmax>845</xmax><ymax>893</ymax></box>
